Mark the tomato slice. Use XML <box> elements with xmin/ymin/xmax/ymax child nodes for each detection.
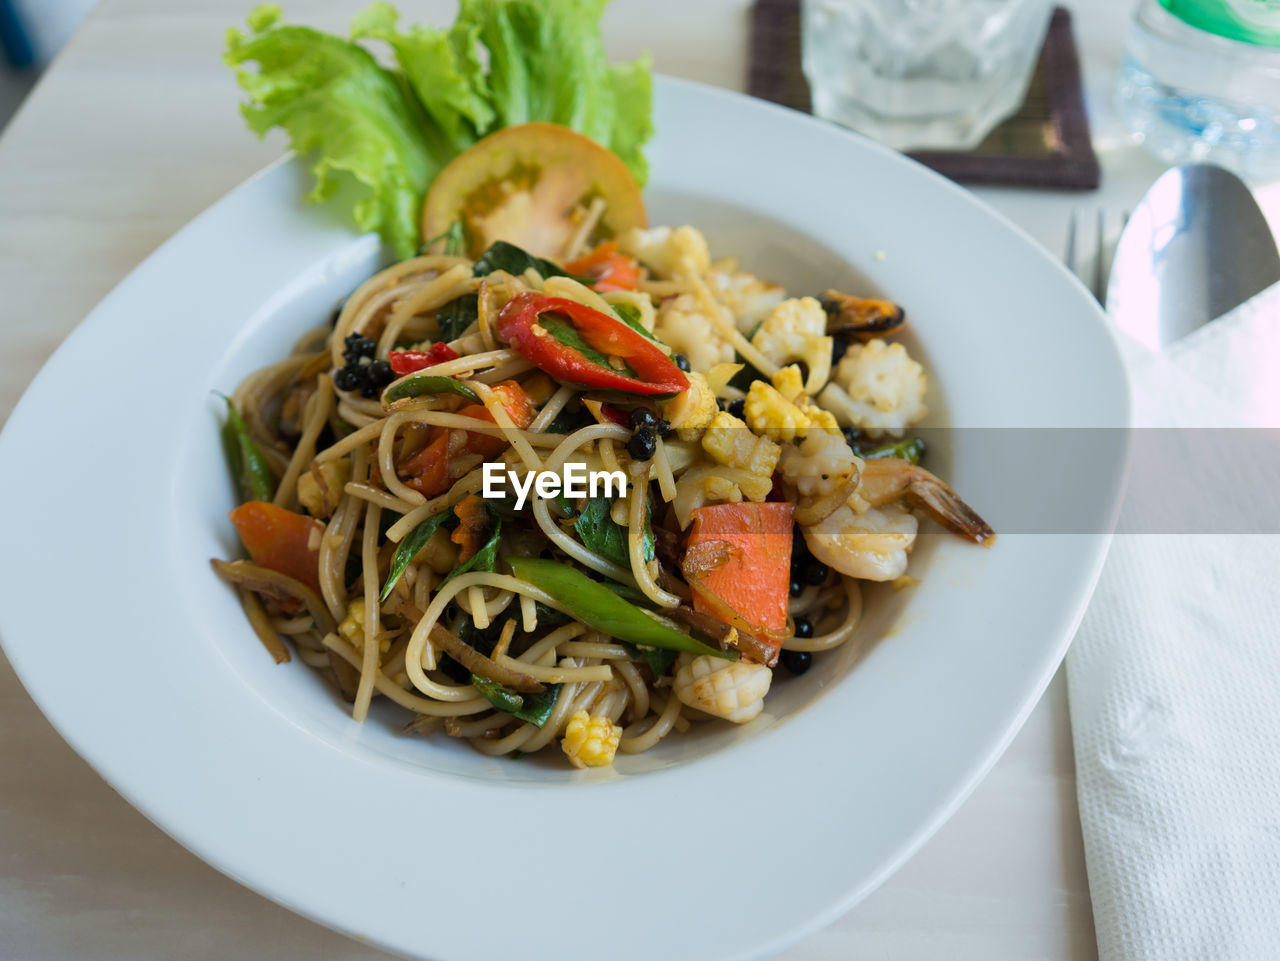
<box><xmin>422</xmin><ymin>122</ymin><xmax>646</xmax><ymax>260</ymax></box>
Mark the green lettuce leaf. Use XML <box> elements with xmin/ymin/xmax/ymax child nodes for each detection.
<box><xmin>605</xmin><ymin>56</ymin><xmax>654</xmax><ymax>186</ymax></box>
<box><xmin>350</xmin><ymin>2</ymin><xmax>493</xmax><ymax>155</ymax></box>
<box><xmin>225</xmin><ymin>4</ymin><xmax>441</xmax><ymax>258</ymax></box>
<box><xmin>454</xmin><ymin>0</ymin><xmax>650</xmax><ymax>184</ymax></box>
<box><xmin>225</xmin><ymin>0</ymin><xmax>653</xmax><ymax>257</ymax></box>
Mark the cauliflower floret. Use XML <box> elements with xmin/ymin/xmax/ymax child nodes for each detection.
<box><xmin>673</xmin><ymin>654</ymin><xmax>772</xmax><ymax>723</ymax></box>
<box><xmin>708</xmin><ymin>260</ymin><xmax>786</xmax><ymax>334</ymax></box>
<box><xmin>337</xmin><ymin>598</ymin><xmax>390</xmax><ymax>654</ymax></box>
<box><xmin>700</xmin><ymin>412</ymin><xmax>779</xmax><ymax>501</ymax></box>
<box><xmin>779</xmin><ymin>430</ymin><xmax>861</xmax><ymax>500</ymax></box>
<box><xmin>561</xmin><ymin>710</ymin><xmax>622</xmax><ymax>768</ymax></box>
<box><xmin>744</xmin><ymin>380</ymin><xmax>812</xmax><ymax>443</ymax></box>
<box><xmin>617</xmin><ymin>225</ymin><xmax>711</xmax><ymax>279</ymax></box>
<box><xmin>819</xmin><ymin>338</ymin><xmax>927</xmax><ymax>438</ymax></box>
<box><xmin>653</xmin><ymin>294</ymin><xmax>735</xmax><ymax>374</ymax></box>
<box><xmin>751</xmin><ymin>297</ymin><xmax>834</xmax><ymax>394</ymax></box>
<box><xmin>661</xmin><ymin>371</ymin><xmax>718</xmax><ymax>441</ymax></box>
<box><xmin>802</xmin><ymin>504</ymin><xmax>919</xmax><ymax>581</ymax></box>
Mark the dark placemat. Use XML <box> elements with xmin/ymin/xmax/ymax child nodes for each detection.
<box><xmin>749</xmin><ymin>2</ymin><xmax>1100</xmax><ymax>190</ymax></box>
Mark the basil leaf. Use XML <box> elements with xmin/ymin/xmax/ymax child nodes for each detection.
<box><xmin>861</xmin><ymin>437</ymin><xmax>926</xmax><ymax>464</ymax></box>
<box><xmin>440</xmin><ymin>508</ymin><xmax>501</xmax><ymax>587</ymax></box>
<box><xmin>621</xmin><ymin>642</ymin><xmax>678</xmax><ymax>678</ymax></box>
<box><xmin>600</xmin><ymin>579</ymin><xmax>652</xmax><ymax>606</ymax></box>
<box><xmin>540</xmin><ymin>315</ymin><xmax>638</xmax><ymax>380</ymax></box>
<box><xmin>611</xmin><ymin>302</ymin><xmax>657</xmax><ymax>342</ymax></box>
<box><xmin>470</xmin><ymin>674</ymin><xmax>522</xmax><ymax>712</ymax></box>
<box><xmin>455</xmin><ymin>615</ymin><xmax>500</xmax><ymax>656</ymax></box>
<box><xmin>728</xmin><ymin>365</ymin><xmax>765</xmax><ymax>393</ymax></box>
<box><xmin>383</xmin><ymin>374</ymin><xmax>479</xmax><ymax>404</ymax></box>
<box><xmin>380</xmin><ymin>508</ymin><xmax>452</xmax><ymax>601</ymax></box>
<box><xmin>573</xmin><ymin>495</ymin><xmax>654</xmax><ymax>568</ymax></box>
<box><xmin>471</xmin><ymin>674</ymin><xmax>562</xmax><ymax>727</ymax></box>
<box><xmin>472</xmin><ymin>240</ymin><xmax>579</xmax><ymax>281</ymax></box>
<box><xmin>436</xmin><ymin>292</ymin><xmax>479</xmax><ymax>341</ymax></box>
<box><xmin>543</xmin><ymin>404</ymin><xmax>595</xmax><ymax>435</ymax></box>
<box><xmin>533</xmin><ymin>601</ymin><xmax>571</xmax><ymax>628</ymax></box>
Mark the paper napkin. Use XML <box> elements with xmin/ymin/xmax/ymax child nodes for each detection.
<box><xmin>1066</xmin><ymin>282</ymin><xmax>1280</xmax><ymax>961</ymax></box>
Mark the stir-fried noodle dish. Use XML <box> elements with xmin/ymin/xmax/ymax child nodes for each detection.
<box><xmin>215</xmin><ymin>216</ymin><xmax>993</xmax><ymax>769</ymax></box>
<box><xmin>215</xmin><ymin>5</ymin><xmax>992</xmax><ymax>770</ymax></box>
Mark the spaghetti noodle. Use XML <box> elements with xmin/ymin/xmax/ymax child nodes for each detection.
<box><xmin>213</xmin><ymin>226</ymin><xmax>992</xmax><ymax>769</ymax></box>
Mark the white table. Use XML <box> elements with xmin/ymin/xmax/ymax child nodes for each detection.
<box><xmin>0</xmin><ymin>1</ymin><xmax>1183</xmax><ymax>958</ymax></box>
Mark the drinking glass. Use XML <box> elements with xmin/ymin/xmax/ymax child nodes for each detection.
<box><xmin>801</xmin><ymin>0</ymin><xmax>1054</xmax><ymax>150</ymax></box>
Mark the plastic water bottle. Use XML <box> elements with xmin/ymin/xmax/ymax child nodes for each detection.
<box><xmin>1115</xmin><ymin>0</ymin><xmax>1280</xmax><ymax>179</ymax></box>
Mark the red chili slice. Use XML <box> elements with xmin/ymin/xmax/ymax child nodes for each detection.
<box><xmin>599</xmin><ymin>403</ymin><xmax>632</xmax><ymax>426</ymax></box>
<box><xmin>388</xmin><ymin>343</ymin><xmax>459</xmax><ymax>375</ymax></box>
<box><xmin>494</xmin><ymin>292</ymin><xmax>688</xmax><ymax>396</ymax></box>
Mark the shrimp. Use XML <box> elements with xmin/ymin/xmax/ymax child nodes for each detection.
<box><xmin>800</xmin><ymin>458</ymin><xmax>993</xmax><ymax>582</ymax></box>
<box><xmin>802</xmin><ymin>504</ymin><xmax>919</xmax><ymax>581</ymax></box>
<box><xmin>857</xmin><ymin>457</ymin><xmax>994</xmax><ymax>545</ymax></box>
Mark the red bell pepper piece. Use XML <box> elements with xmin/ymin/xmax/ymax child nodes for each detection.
<box><xmin>401</xmin><ymin>432</ymin><xmax>451</xmax><ymax>497</ymax></box>
<box><xmin>564</xmin><ymin>241</ymin><xmax>642</xmax><ymax>292</ymax></box>
<box><xmin>388</xmin><ymin>343</ymin><xmax>459</xmax><ymax>375</ymax></box>
<box><xmin>228</xmin><ymin>501</ymin><xmax>324</xmax><ymax>594</ymax></box>
<box><xmin>453</xmin><ymin>381</ymin><xmax>536</xmax><ymax>458</ymax></box>
<box><xmin>495</xmin><ymin>292</ymin><xmax>688</xmax><ymax>396</ymax></box>
<box><xmin>400</xmin><ymin>381</ymin><xmax>535</xmax><ymax>497</ymax></box>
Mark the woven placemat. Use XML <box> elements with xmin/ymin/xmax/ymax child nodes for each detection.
<box><xmin>749</xmin><ymin>1</ymin><xmax>1100</xmax><ymax>190</ymax></box>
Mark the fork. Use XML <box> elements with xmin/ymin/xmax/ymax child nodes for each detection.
<box><xmin>1064</xmin><ymin>208</ymin><xmax>1128</xmax><ymax>304</ymax></box>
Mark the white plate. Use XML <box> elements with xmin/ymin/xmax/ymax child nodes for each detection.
<box><xmin>0</xmin><ymin>77</ymin><xmax>1128</xmax><ymax>961</ymax></box>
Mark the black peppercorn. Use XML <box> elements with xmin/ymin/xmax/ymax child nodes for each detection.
<box><xmin>672</xmin><ymin>353</ymin><xmax>691</xmax><ymax>372</ymax></box>
<box><xmin>368</xmin><ymin>359</ymin><xmax>394</xmax><ymax>388</ymax></box>
<box><xmin>802</xmin><ymin>560</ymin><xmax>829</xmax><ymax>586</ymax></box>
<box><xmin>792</xmin><ymin>616</ymin><xmax>814</xmax><ymax>639</ymax></box>
<box><xmin>628</xmin><ymin>408</ymin><xmax>658</xmax><ymax>432</ymax></box>
<box><xmin>334</xmin><ymin>366</ymin><xmax>365</xmax><ymax>392</ymax></box>
<box><xmin>627</xmin><ymin>430</ymin><xmax>657</xmax><ymax>461</ymax></box>
<box><xmin>342</xmin><ymin>334</ymin><xmax>377</xmax><ymax>365</ymax></box>
<box><xmin>780</xmin><ymin>649</ymin><xmax>813</xmax><ymax>676</ymax></box>
<box><xmin>789</xmin><ymin>578</ymin><xmax>804</xmax><ymax>598</ymax></box>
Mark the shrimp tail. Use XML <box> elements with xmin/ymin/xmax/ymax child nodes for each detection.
<box><xmin>859</xmin><ymin>456</ymin><xmax>995</xmax><ymax>545</ymax></box>
<box><xmin>906</xmin><ymin>480</ymin><xmax>994</xmax><ymax>545</ymax></box>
